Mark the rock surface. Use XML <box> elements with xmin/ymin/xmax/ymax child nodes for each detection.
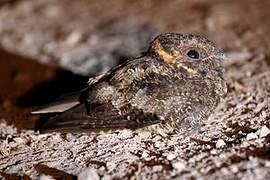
<box><xmin>0</xmin><ymin>0</ymin><xmax>270</xmax><ymax>179</ymax></box>
<box><xmin>1</xmin><ymin>54</ymin><xmax>270</xmax><ymax>179</ymax></box>
<box><xmin>0</xmin><ymin>0</ymin><xmax>157</xmax><ymax>75</ymax></box>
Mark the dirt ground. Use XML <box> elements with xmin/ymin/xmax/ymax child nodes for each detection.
<box><xmin>0</xmin><ymin>0</ymin><xmax>270</xmax><ymax>179</ymax></box>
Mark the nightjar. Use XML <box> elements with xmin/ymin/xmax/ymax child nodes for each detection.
<box><xmin>33</xmin><ymin>33</ymin><xmax>227</xmax><ymax>134</ymax></box>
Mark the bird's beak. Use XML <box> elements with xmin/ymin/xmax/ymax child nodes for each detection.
<box><xmin>214</xmin><ymin>51</ymin><xmax>228</xmax><ymax>61</ymax></box>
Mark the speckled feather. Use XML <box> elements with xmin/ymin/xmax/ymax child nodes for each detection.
<box><xmin>34</xmin><ymin>33</ymin><xmax>227</xmax><ymax>133</ymax></box>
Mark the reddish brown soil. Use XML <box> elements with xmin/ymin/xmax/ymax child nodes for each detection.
<box><xmin>0</xmin><ymin>48</ymin><xmax>88</xmax><ymax>130</ymax></box>
<box><xmin>0</xmin><ymin>48</ymin><xmax>55</xmax><ymax>129</ymax></box>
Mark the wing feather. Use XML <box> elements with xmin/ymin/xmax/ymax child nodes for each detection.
<box><xmin>37</xmin><ymin>56</ymin><xmax>171</xmax><ymax>133</ymax></box>
<box><xmin>39</xmin><ymin>103</ymin><xmax>160</xmax><ymax>133</ymax></box>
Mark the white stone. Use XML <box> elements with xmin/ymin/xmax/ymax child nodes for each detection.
<box><xmin>138</xmin><ymin>131</ymin><xmax>151</xmax><ymax>139</ymax></box>
<box><xmin>40</xmin><ymin>175</ymin><xmax>55</xmax><ymax>180</ymax></box>
<box><xmin>152</xmin><ymin>135</ymin><xmax>162</xmax><ymax>141</ymax></box>
<box><xmin>166</xmin><ymin>153</ymin><xmax>176</xmax><ymax>161</ymax></box>
<box><xmin>242</xmin><ymin>141</ymin><xmax>250</xmax><ymax>147</ymax></box>
<box><xmin>118</xmin><ymin>129</ymin><xmax>133</xmax><ymax>140</ymax></box>
<box><xmin>152</xmin><ymin>165</ymin><xmax>163</xmax><ymax>171</ymax></box>
<box><xmin>210</xmin><ymin>149</ymin><xmax>218</xmax><ymax>155</ymax></box>
<box><xmin>141</xmin><ymin>151</ymin><xmax>149</xmax><ymax>158</ymax></box>
<box><xmin>65</xmin><ymin>30</ymin><xmax>82</xmax><ymax>46</ymax></box>
<box><xmin>101</xmin><ymin>175</ymin><xmax>113</xmax><ymax>180</ymax></box>
<box><xmin>13</xmin><ymin>137</ymin><xmax>26</xmax><ymax>144</ymax></box>
<box><xmin>78</xmin><ymin>168</ymin><xmax>100</xmax><ymax>180</ymax></box>
<box><xmin>216</xmin><ymin>139</ymin><xmax>226</xmax><ymax>148</ymax></box>
<box><xmin>259</xmin><ymin>126</ymin><xmax>270</xmax><ymax>138</ymax></box>
<box><xmin>246</xmin><ymin>133</ymin><xmax>258</xmax><ymax>140</ymax></box>
<box><xmin>231</xmin><ymin>165</ymin><xmax>239</xmax><ymax>173</ymax></box>
<box><xmin>172</xmin><ymin>161</ymin><xmax>186</xmax><ymax>171</ymax></box>
<box><xmin>154</xmin><ymin>141</ymin><xmax>162</xmax><ymax>148</ymax></box>
<box><xmin>106</xmin><ymin>162</ymin><xmax>117</xmax><ymax>172</ymax></box>
<box><xmin>265</xmin><ymin>161</ymin><xmax>270</xmax><ymax>167</ymax></box>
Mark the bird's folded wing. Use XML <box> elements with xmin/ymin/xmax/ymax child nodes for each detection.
<box><xmin>38</xmin><ymin>102</ymin><xmax>160</xmax><ymax>133</ymax></box>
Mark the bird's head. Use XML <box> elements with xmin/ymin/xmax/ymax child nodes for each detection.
<box><xmin>149</xmin><ymin>33</ymin><xmax>226</xmax><ymax>78</ymax></box>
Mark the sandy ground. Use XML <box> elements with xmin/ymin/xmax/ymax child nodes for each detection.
<box><xmin>0</xmin><ymin>0</ymin><xmax>270</xmax><ymax>179</ymax></box>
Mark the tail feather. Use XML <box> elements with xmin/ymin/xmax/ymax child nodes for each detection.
<box><xmin>37</xmin><ymin>103</ymin><xmax>93</xmax><ymax>133</ymax></box>
<box><xmin>31</xmin><ymin>89</ymin><xmax>87</xmax><ymax>114</ymax></box>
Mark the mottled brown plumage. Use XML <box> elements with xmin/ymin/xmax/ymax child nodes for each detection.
<box><xmin>33</xmin><ymin>33</ymin><xmax>227</xmax><ymax>134</ymax></box>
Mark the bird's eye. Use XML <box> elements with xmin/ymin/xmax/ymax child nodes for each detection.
<box><xmin>186</xmin><ymin>49</ymin><xmax>200</xmax><ymax>60</ymax></box>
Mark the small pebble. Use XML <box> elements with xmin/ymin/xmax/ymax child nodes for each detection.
<box><xmin>154</xmin><ymin>141</ymin><xmax>163</xmax><ymax>148</ymax></box>
<box><xmin>106</xmin><ymin>162</ymin><xmax>117</xmax><ymax>171</ymax></box>
<box><xmin>64</xmin><ymin>30</ymin><xmax>83</xmax><ymax>46</ymax></box>
<box><xmin>78</xmin><ymin>167</ymin><xmax>100</xmax><ymax>180</ymax></box>
<box><xmin>137</xmin><ymin>131</ymin><xmax>151</xmax><ymax>139</ymax></box>
<box><xmin>118</xmin><ymin>129</ymin><xmax>133</xmax><ymax>140</ymax></box>
<box><xmin>166</xmin><ymin>153</ymin><xmax>176</xmax><ymax>161</ymax></box>
<box><xmin>259</xmin><ymin>125</ymin><xmax>270</xmax><ymax>138</ymax></box>
<box><xmin>246</xmin><ymin>133</ymin><xmax>258</xmax><ymax>140</ymax></box>
<box><xmin>265</xmin><ymin>161</ymin><xmax>270</xmax><ymax>167</ymax></box>
<box><xmin>216</xmin><ymin>139</ymin><xmax>226</xmax><ymax>148</ymax></box>
<box><xmin>40</xmin><ymin>175</ymin><xmax>55</xmax><ymax>180</ymax></box>
<box><xmin>231</xmin><ymin>165</ymin><xmax>239</xmax><ymax>173</ymax></box>
<box><xmin>172</xmin><ymin>161</ymin><xmax>186</xmax><ymax>171</ymax></box>
<box><xmin>210</xmin><ymin>149</ymin><xmax>218</xmax><ymax>155</ymax></box>
<box><xmin>152</xmin><ymin>135</ymin><xmax>162</xmax><ymax>141</ymax></box>
<box><xmin>141</xmin><ymin>151</ymin><xmax>149</xmax><ymax>158</ymax></box>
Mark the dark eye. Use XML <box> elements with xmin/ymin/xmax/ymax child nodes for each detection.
<box><xmin>186</xmin><ymin>49</ymin><xmax>200</xmax><ymax>59</ymax></box>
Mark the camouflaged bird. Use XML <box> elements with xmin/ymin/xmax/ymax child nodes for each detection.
<box><xmin>33</xmin><ymin>33</ymin><xmax>227</xmax><ymax>134</ymax></box>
